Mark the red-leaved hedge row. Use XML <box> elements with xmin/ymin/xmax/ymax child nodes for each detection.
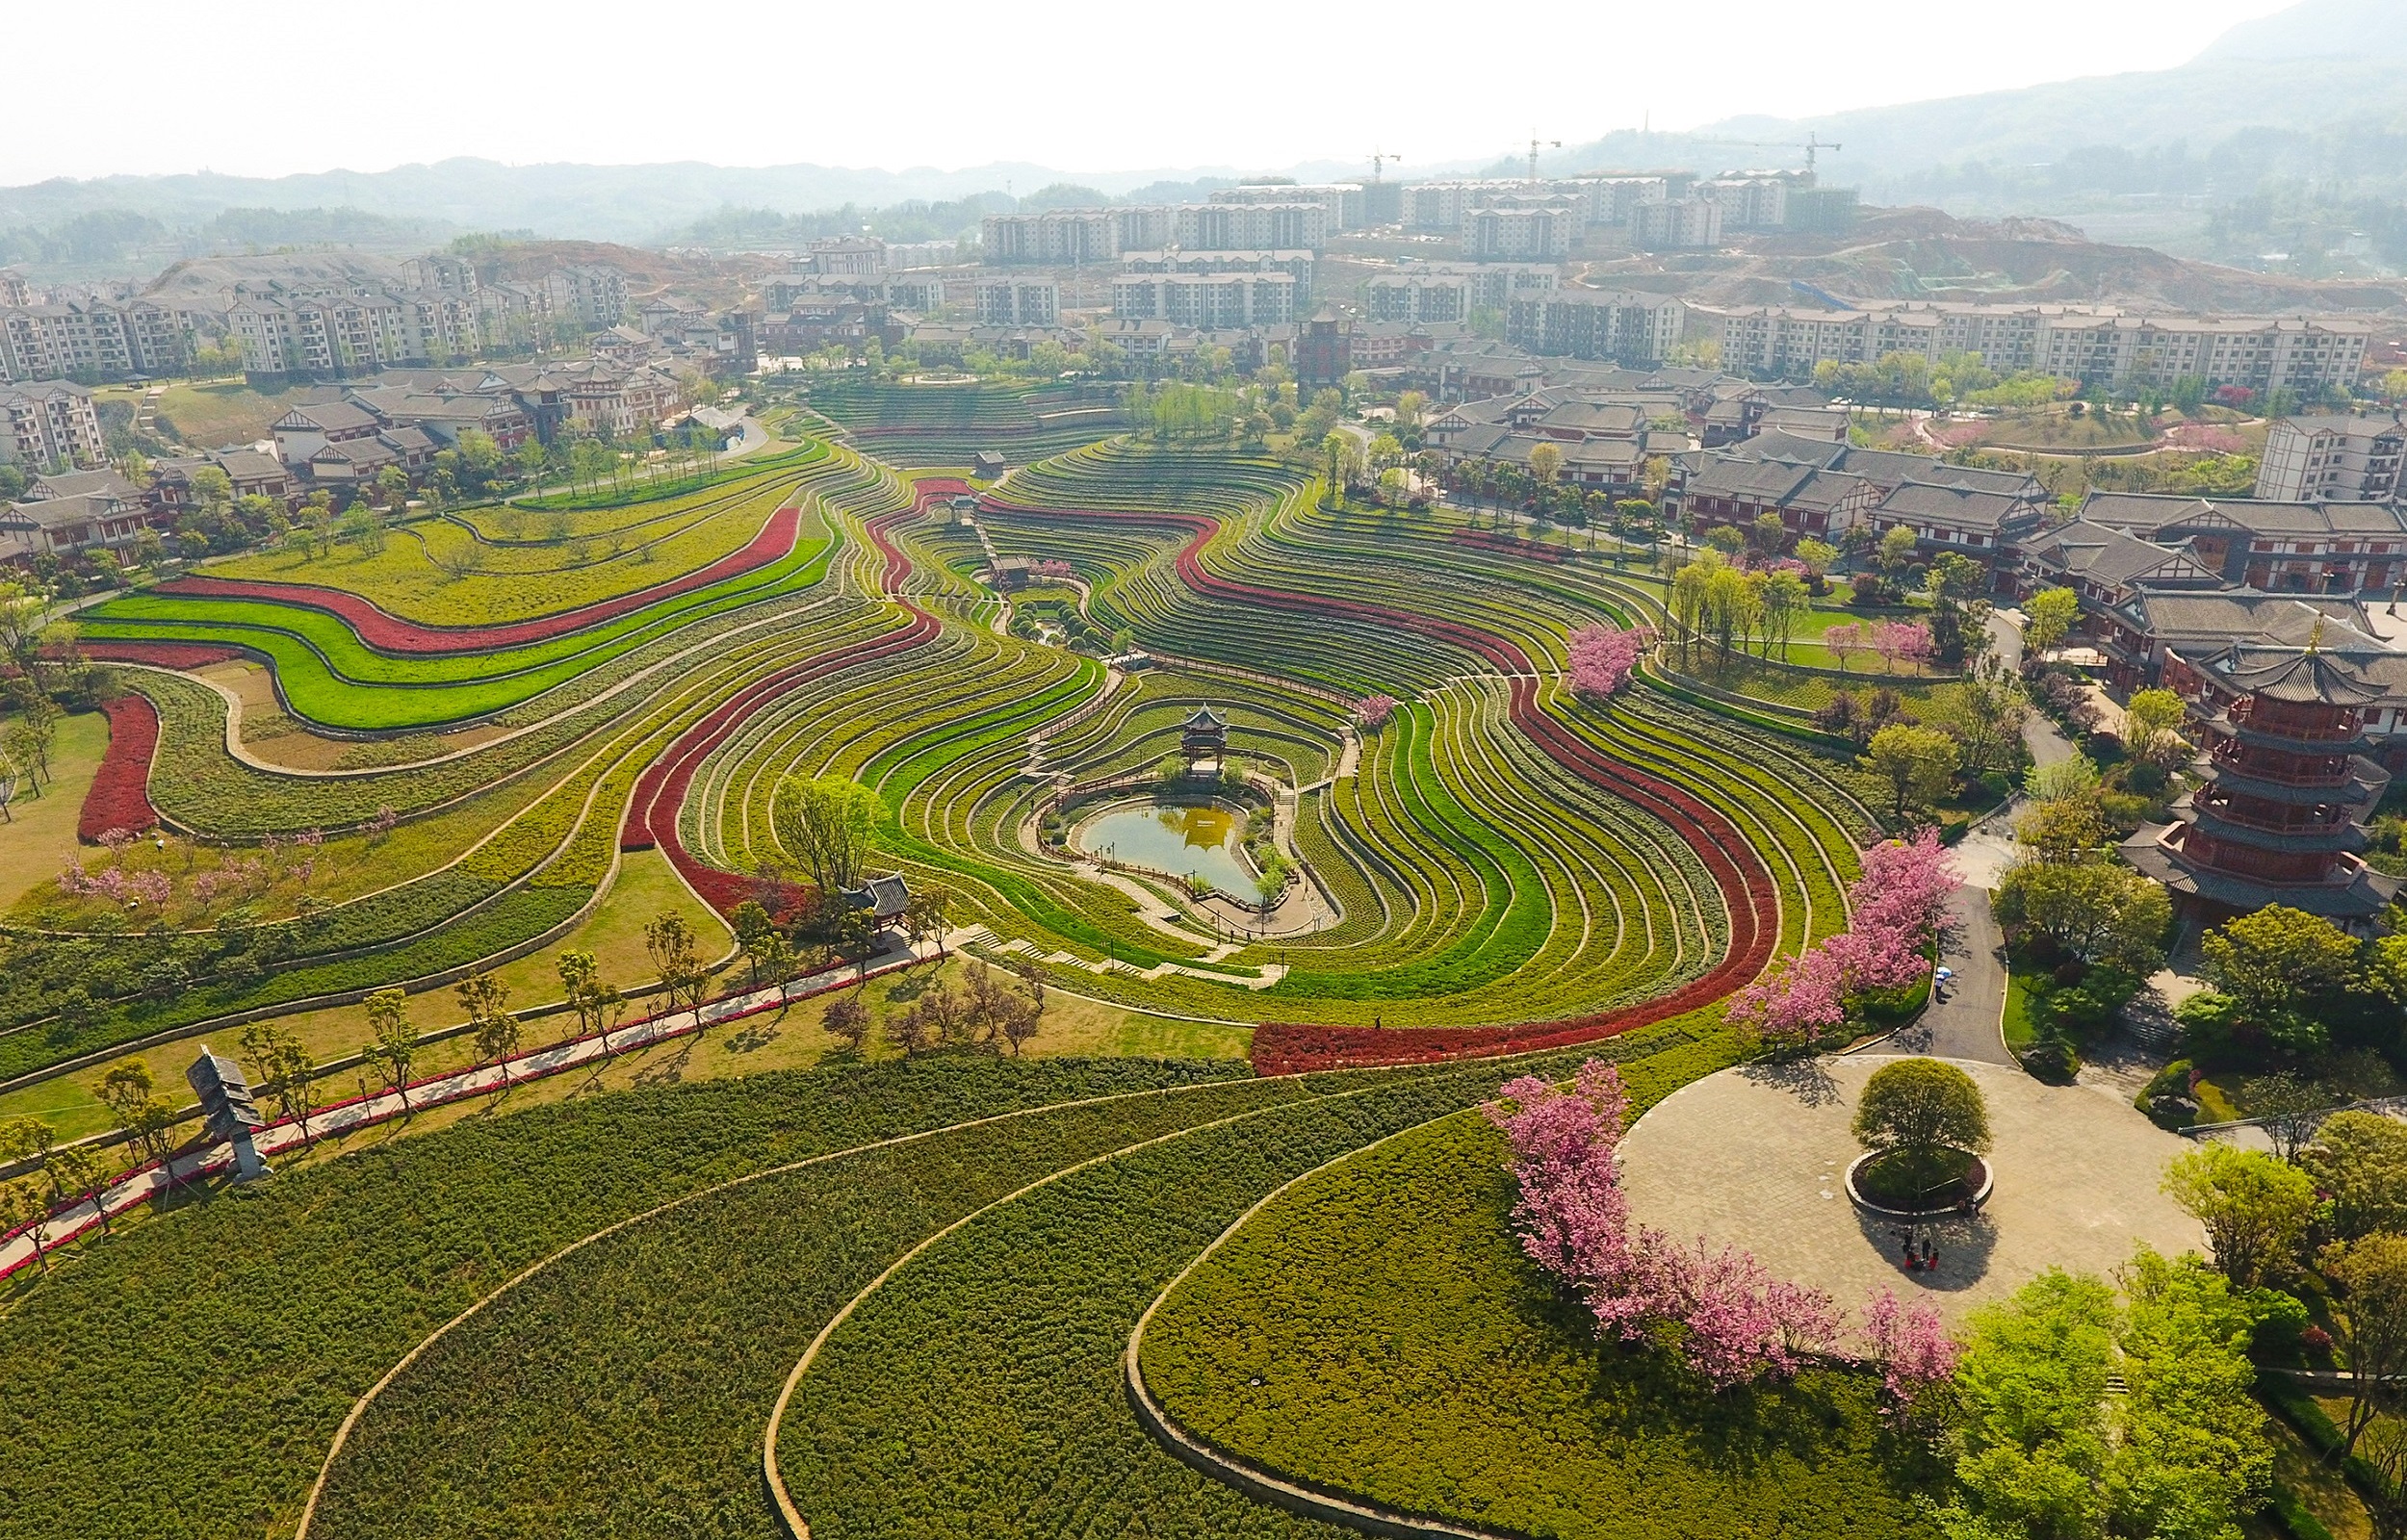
<box><xmin>622</xmin><ymin>482</ymin><xmax>963</xmax><ymax>913</ymax></box>
<box><xmin>152</xmin><ymin>504</ymin><xmax>801</xmax><ymax>654</ymax></box>
<box><xmin>79</xmin><ymin>694</ymin><xmax>162</xmax><ymax>842</ymax></box>
<box><xmin>978</xmin><ymin>489</ymin><xmax>1783</xmax><ymax>1073</ymax></box>
<box><xmin>79</xmin><ymin>641</ymin><xmax>246</xmax><ymax>669</ymax></box>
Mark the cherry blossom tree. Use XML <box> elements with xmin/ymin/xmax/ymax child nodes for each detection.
<box><xmin>1567</xmin><ymin>624</ymin><xmax>1647</xmax><ymax>699</ymax></box>
<box><xmin>1862</xmin><ymin>1286</ymin><xmax>1959</xmax><ymax>1411</ymax></box>
<box><xmin>1354</xmin><ymin>694</ymin><xmax>1396</xmax><ymax>731</ymax></box>
<box><xmin>1872</xmin><ymin>621</ymin><xmax>1934</xmax><ymax>676</ymax></box>
<box><xmin>1825</xmin><ymin>621</ymin><xmax>1865</xmax><ymax>673</ymax></box>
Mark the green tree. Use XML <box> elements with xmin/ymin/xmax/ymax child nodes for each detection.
<box><xmin>364</xmin><ymin>988</ymin><xmax>417</xmax><ymax>1111</ymax></box>
<box><xmin>2199</xmin><ymin>906</ymin><xmax>2362</xmax><ymax>1050</ymax></box>
<box><xmin>456</xmin><ymin>971</ymin><xmax>518</xmax><ymax>1066</ymax></box>
<box><xmin>1868</xmin><ymin>724</ymin><xmax>1960</xmax><ymax>820</ymax></box>
<box><xmin>2108</xmin><ymin>1248</ymin><xmax>2270</xmax><ymax>1540</ymax></box>
<box><xmin>1991</xmin><ymin>862</ymin><xmax>2171</xmax><ymax>974</ymax></box>
<box><xmin>2161</xmin><ymin>1142</ymin><xmax>2316</xmax><ymax>1290</ymax></box>
<box><xmin>2302</xmin><ymin>1110</ymin><xmax>2407</xmax><ymax>1241</ymax></box>
<box><xmin>1946</xmin><ymin>1269</ymin><xmax>2118</xmax><ymax>1540</ymax></box>
<box><xmin>2322</xmin><ymin>1232</ymin><xmax>2407</xmax><ymax>1459</ymax></box>
<box><xmin>643</xmin><ymin>912</ymin><xmax>711</xmax><ymax>1014</ymax></box>
<box><xmin>771</xmin><ymin>775</ymin><xmax>884</xmax><ymax>896</ymax></box>
<box><xmin>2121</xmin><ymin>688</ymin><xmax>2187</xmax><ymax>766</ymax></box>
<box><xmin>1854</xmin><ymin>1057</ymin><xmax>1992</xmax><ymax>1161</ymax></box>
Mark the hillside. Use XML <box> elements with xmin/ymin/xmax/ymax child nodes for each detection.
<box><xmin>1573</xmin><ymin>206</ymin><xmax>2407</xmax><ymax>315</ymax></box>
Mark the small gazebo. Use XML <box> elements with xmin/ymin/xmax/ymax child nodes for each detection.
<box><xmin>1180</xmin><ymin>706</ymin><xmax>1229</xmax><ymax>771</ymax></box>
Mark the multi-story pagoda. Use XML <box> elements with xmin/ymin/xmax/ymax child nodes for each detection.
<box><xmin>2125</xmin><ymin>646</ymin><xmax>2400</xmax><ymax>924</ymax></box>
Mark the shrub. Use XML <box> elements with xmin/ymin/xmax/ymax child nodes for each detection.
<box><xmin>1853</xmin><ymin>1057</ymin><xmax>1991</xmax><ymax>1158</ymax></box>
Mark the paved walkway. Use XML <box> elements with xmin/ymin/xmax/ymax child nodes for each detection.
<box><xmin>1618</xmin><ymin>1056</ymin><xmax>2204</xmax><ymax>1325</ymax></box>
<box><xmin>0</xmin><ymin>928</ymin><xmax>952</xmax><ymax>1282</ymax></box>
<box><xmin>1861</xmin><ymin>883</ymin><xmax>2013</xmax><ymax>1065</ymax></box>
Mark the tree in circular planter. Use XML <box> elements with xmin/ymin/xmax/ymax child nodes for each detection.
<box><xmin>1852</xmin><ymin>1058</ymin><xmax>1993</xmax><ymax>1209</ymax></box>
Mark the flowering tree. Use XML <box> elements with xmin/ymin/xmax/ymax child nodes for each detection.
<box><xmin>1862</xmin><ymin>1287</ymin><xmax>1960</xmax><ymax>1411</ymax></box>
<box><xmin>1731</xmin><ymin>832</ymin><xmax>1956</xmax><ymax>1046</ymax></box>
<box><xmin>1354</xmin><ymin>694</ymin><xmax>1396</xmax><ymax>731</ymax></box>
<box><xmin>1487</xmin><ymin>1059</ymin><xmax>1847</xmax><ymax>1387</ymax></box>
<box><xmin>1825</xmin><ymin>621</ymin><xmax>1865</xmax><ymax>673</ymax></box>
<box><xmin>1567</xmin><ymin>624</ymin><xmax>1646</xmax><ymax>699</ymax></box>
<box><xmin>1872</xmin><ymin>621</ymin><xmax>1934</xmax><ymax>675</ymax></box>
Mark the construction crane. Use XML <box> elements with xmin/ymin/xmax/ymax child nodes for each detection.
<box><xmin>1694</xmin><ymin>131</ymin><xmax>1844</xmax><ymax>176</ymax></box>
<box><xmin>1526</xmin><ymin>133</ymin><xmax>1561</xmax><ymax>184</ymax></box>
<box><xmin>1366</xmin><ymin>149</ymin><xmax>1402</xmax><ymax>182</ymax></box>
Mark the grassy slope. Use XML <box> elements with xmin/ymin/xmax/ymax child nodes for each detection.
<box><xmin>1141</xmin><ymin>1033</ymin><xmax>1946</xmax><ymax>1540</ymax></box>
<box><xmin>0</xmin><ymin>709</ymin><xmax>109</xmax><ymax>908</ymax></box>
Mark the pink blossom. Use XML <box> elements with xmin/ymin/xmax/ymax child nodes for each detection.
<box><xmin>371</xmin><ymin>806</ymin><xmax>400</xmax><ymax>838</ymax></box>
<box><xmin>57</xmin><ymin>863</ymin><xmax>91</xmax><ymax>898</ymax></box>
<box><xmin>1567</xmin><ymin>624</ymin><xmax>1647</xmax><ymax>699</ymax></box>
<box><xmin>1862</xmin><ymin>1287</ymin><xmax>1959</xmax><ymax>1409</ymax></box>
<box><xmin>1355</xmin><ymin>694</ymin><xmax>1396</xmax><ymax>731</ymax></box>
<box><xmin>1872</xmin><ymin>621</ymin><xmax>1933</xmax><ymax>674</ymax></box>
<box><xmin>1727</xmin><ymin>946</ymin><xmax>1849</xmax><ymax>1047</ymax></box>
<box><xmin>127</xmin><ymin>871</ymin><xmax>171</xmax><ymax>910</ymax></box>
<box><xmin>1825</xmin><ymin>621</ymin><xmax>1865</xmax><ymax>670</ymax></box>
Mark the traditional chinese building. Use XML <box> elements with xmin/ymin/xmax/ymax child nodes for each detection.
<box><xmin>1180</xmin><ymin>706</ymin><xmax>1229</xmax><ymax>769</ymax></box>
<box><xmin>2124</xmin><ymin>646</ymin><xmax>2400</xmax><ymax>925</ymax></box>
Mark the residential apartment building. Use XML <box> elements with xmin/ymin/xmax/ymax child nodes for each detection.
<box><xmin>0</xmin><ymin>296</ymin><xmax>191</xmax><ymax>381</ymax></box>
<box><xmin>980</xmin><ymin>210</ymin><xmax>1122</xmax><ymax>265</ymax></box>
<box><xmin>1119</xmin><ymin>249</ymin><xmax>1313</xmax><ymax>301</ymax></box>
<box><xmin>1699</xmin><ymin>174</ymin><xmax>1797</xmax><ymax>230</ymax></box>
<box><xmin>1465</xmin><ymin>207</ymin><xmax>1573</xmax><ymax>262</ymax></box>
<box><xmin>228</xmin><ymin>284</ymin><xmax>479</xmax><ymax>383</ymax></box>
<box><xmin>544</xmin><ymin>265</ymin><xmax>631</xmax><ymax>331</ymax></box>
<box><xmin>802</xmin><ymin>237</ymin><xmax>887</xmax><ymax>276</ymax></box>
<box><xmin>1505</xmin><ymin>289</ymin><xmax>1686</xmax><ymax>366</ymax></box>
<box><xmin>0</xmin><ymin>381</ymin><xmax>105</xmax><ymax>468</ymax></box>
<box><xmin>0</xmin><ymin>270</ymin><xmax>31</xmax><ymax>308</ymax></box>
<box><xmin>1177</xmin><ymin>203</ymin><xmax>1328</xmax><ymax>252</ymax></box>
<box><xmin>1209</xmin><ymin>183</ymin><xmax>1365</xmax><ymax>231</ymax></box>
<box><xmin>1110</xmin><ymin>271</ymin><xmax>1295</xmax><ymax>328</ymax></box>
<box><xmin>1706</xmin><ymin>300</ymin><xmax>2372</xmax><ymax>394</ymax></box>
<box><xmin>1632</xmin><ymin>197</ymin><xmax>1723</xmax><ymax>250</ymax></box>
<box><xmin>1366</xmin><ymin>271</ymin><xmax>1470</xmax><ymax>323</ymax></box>
<box><xmin>2255</xmin><ymin>414</ymin><xmax>2406</xmax><ymax>502</ymax></box>
<box><xmin>974</xmin><ymin>277</ymin><xmax>1059</xmax><ymax>326</ymax></box>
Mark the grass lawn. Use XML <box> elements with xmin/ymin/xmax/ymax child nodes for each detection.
<box><xmin>1141</xmin><ymin>1042</ymin><xmax>1947</xmax><ymax>1540</ymax></box>
<box><xmin>2002</xmin><ymin>965</ymin><xmax>2039</xmax><ymax>1052</ymax></box>
<box><xmin>149</xmin><ymin>379</ymin><xmax>323</xmax><ymax>449</ymax></box>
<box><xmin>0</xmin><ymin>851</ymin><xmax>1233</xmax><ymax>1156</ymax></box>
<box><xmin>2265</xmin><ymin>1404</ymin><xmax>2370</xmax><ymax>1540</ymax></box>
<box><xmin>0</xmin><ymin>708</ymin><xmax>109</xmax><ymax>909</ymax></box>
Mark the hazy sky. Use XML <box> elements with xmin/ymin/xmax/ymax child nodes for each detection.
<box><xmin>7</xmin><ymin>0</ymin><xmax>2302</xmax><ymax>186</ymax></box>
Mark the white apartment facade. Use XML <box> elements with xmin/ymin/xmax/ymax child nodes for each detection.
<box><xmin>1209</xmin><ymin>183</ymin><xmax>1365</xmax><ymax>231</ymax></box>
<box><xmin>1465</xmin><ymin>207</ymin><xmax>1574</xmax><ymax>261</ymax></box>
<box><xmin>1110</xmin><ymin>271</ymin><xmax>1295</xmax><ymax>327</ymax></box>
<box><xmin>2256</xmin><ymin>415</ymin><xmax>2407</xmax><ymax>502</ymax></box>
<box><xmin>545</xmin><ymin>265</ymin><xmax>631</xmax><ymax>330</ymax></box>
<box><xmin>1505</xmin><ymin>289</ymin><xmax>1687</xmax><ymax>365</ymax></box>
<box><xmin>228</xmin><ymin>286</ymin><xmax>479</xmax><ymax>382</ymax></box>
<box><xmin>0</xmin><ymin>381</ymin><xmax>106</xmax><ymax>468</ymax></box>
<box><xmin>1633</xmin><ymin>197</ymin><xmax>1723</xmax><ymax>250</ymax></box>
<box><xmin>1707</xmin><ymin>300</ymin><xmax>2372</xmax><ymax>393</ymax></box>
<box><xmin>974</xmin><ymin>278</ymin><xmax>1059</xmax><ymax>326</ymax></box>
<box><xmin>0</xmin><ymin>296</ymin><xmax>191</xmax><ymax>381</ymax></box>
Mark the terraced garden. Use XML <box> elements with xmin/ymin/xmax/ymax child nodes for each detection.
<box><xmin>803</xmin><ymin>377</ymin><xmax>1127</xmax><ymax>465</ymax></box>
<box><xmin>0</xmin><ymin>410</ymin><xmax>1989</xmax><ymax>1540</ymax></box>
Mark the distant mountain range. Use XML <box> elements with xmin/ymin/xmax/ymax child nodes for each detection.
<box><xmin>3</xmin><ymin>0</ymin><xmax>2404</xmax><ymax>261</ymax></box>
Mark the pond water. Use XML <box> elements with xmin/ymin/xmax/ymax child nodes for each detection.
<box><xmin>1076</xmin><ymin>802</ymin><xmax>1255</xmax><ymax>892</ymax></box>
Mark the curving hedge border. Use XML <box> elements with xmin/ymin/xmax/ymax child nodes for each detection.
<box><xmin>978</xmin><ymin>486</ymin><xmax>1783</xmax><ymax>1073</ymax></box>
<box><xmin>622</xmin><ymin>478</ymin><xmax>964</xmax><ymax>911</ymax></box>
<box><xmin>144</xmin><ymin>504</ymin><xmax>803</xmax><ymax>655</ymax></box>
<box><xmin>79</xmin><ymin>694</ymin><xmax>162</xmax><ymax>841</ymax></box>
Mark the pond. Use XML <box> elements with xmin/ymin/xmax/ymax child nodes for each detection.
<box><xmin>1075</xmin><ymin>801</ymin><xmax>1255</xmax><ymax>893</ymax></box>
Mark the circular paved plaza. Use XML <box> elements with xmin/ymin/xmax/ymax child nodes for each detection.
<box><xmin>1618</xmin><ymin>1056</ymin><xmax>2205</xmax><ymax>1323</ymax></box>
